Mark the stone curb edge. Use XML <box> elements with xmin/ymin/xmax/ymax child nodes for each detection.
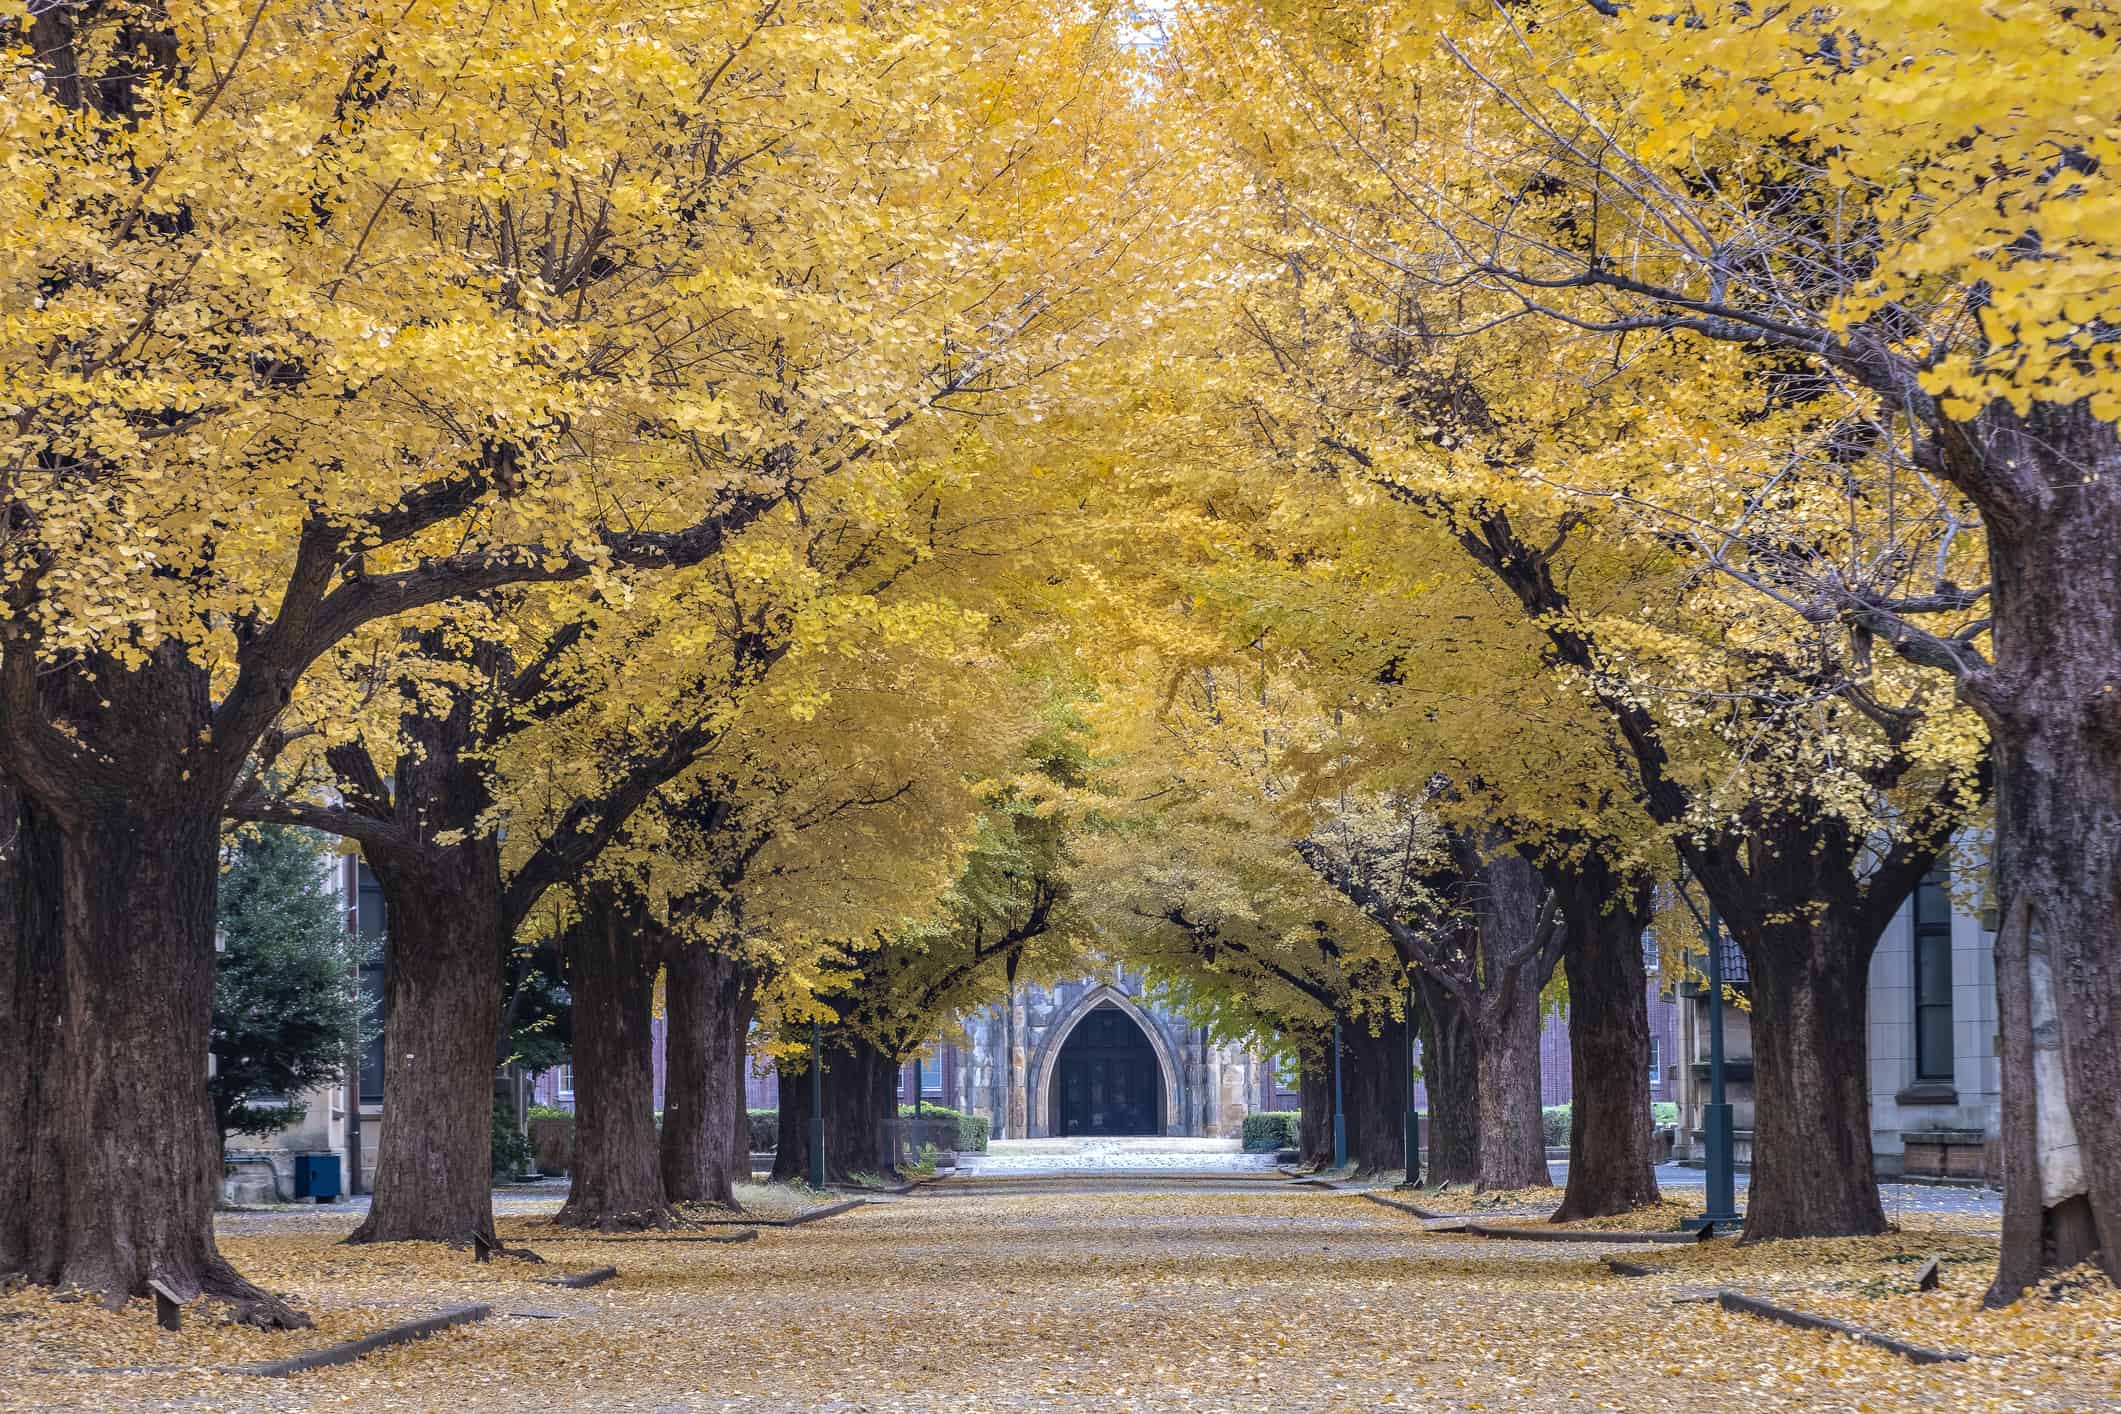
<box><xmin>232</xmin><ymin>1303</ymin><xmax>492</xmax><ymax>1378</ymax></box>
<box><xmin>540</xmin><ymin>1266</ymin><xmax>619</xmax><ymax>1288</ymax></box>
<box><xmin>1715</xmin><ymin>1289</ymin><xmax>1969</xmax><ymax>1365</ymax></box>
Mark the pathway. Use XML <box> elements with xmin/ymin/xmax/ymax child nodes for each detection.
<box><xmin>20</xmin><ymin>1174</ymin><xmax>2101</xmax><ymax>1412</ymax></box>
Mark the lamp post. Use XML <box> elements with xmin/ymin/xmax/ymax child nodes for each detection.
<box><xmin>1701</xmin><ymin>906</ymin><xmax>1739</xmax><ymax>1225</ymax></box>
<box><xmin>1681</xmin><ymin>899</ymin><xmax>1741</xmax><ymax>1231</ymax></box>
<box><xmin>808</xmin><ymin>1019</ymin><xmax>826</xmax><ymax>1191</ymax></box>
<box><xmin>1402</xmin><ymin>976</ymin><xmax>1421</xmax><ymax>1187</ymax></box>
<box><xmin>1331</xmin><ymin>1020</ymin><xmax>1348</xmax><ymax>1171</ymax></box>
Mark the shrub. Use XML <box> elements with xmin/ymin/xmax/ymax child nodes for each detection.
<box><xmin>1651</xmin><ymin>1101</ymin><xmax>1679</xmax><ymax>1128</ymax></box>
<box><xmin>748</xmin><ymin>1109</ymin><xmax>779</xmax><ymax>1152</ymax></box>
<box><xmin>899</xmin><ymin>1104</ymin><xmax>989</xmax><ymax>1152</ymax></box>
<box><xmin>1242</xmin><ymin>1111</ymin><xmax>1300</xmax><ymax>1152</ymax></box>
<box><xmin>492</xmin><ymin>1101</ymin><xmax>536</xmax><ymax>1182</ymax></box>
<box><xmin>526</xmin><ymin>1103</ymin><xmax>572</xmax><ymax>1122</ymax></box>
<box><xmin>1542</xmin><ymin>1104</ymin><xmax>1572</xmax><ymax>1148</ymax></box>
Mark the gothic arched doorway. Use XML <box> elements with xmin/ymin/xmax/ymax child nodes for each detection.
<box><xmin>1050</xmin><ymin>1002</ymin><xmax>1165</xmax><ymax>1137</ymax></box>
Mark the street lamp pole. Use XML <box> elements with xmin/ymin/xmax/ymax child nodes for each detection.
<box><xmin>1699</xmin><ymin>905</ymin><xmax>1740</xmax><ymax>1228</ymax></box>
<box><xmin>1331</xmin><ymin>1020</ymin><xmax>1348</xmax><ymax>1171</ymax></box>
<box><xmin>1402</xmin><ymin>976</ymin><xmax>1420</xmax><ymax>1186</ymax></box>
<box><xmin>808</xmin><ymin>1019</ymin><xmax>826</xmax><ymax>1191</ymax></box>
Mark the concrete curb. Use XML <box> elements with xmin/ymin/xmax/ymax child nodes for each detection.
<box><xmin>1605</xmin><ymin>1258</ymin><xmax>1663</xmax><ymax>1278</ymax></box>
<box><xmin>555</xmin><ymin>1227</ymin><xmax>762</xmax><ymax>1246</ymax></box>
<box><xmin>1463</xmin><ymin>1222</ymin><xmax>1718</xmax><ymax>1245</ymax></box>
<box><xmin>232</xmin><ymin>1304</ymin><xmax>492</xmax><ymax>1378</ymax></box>
<box><xmin>1359</xmin><ymin>1191</ymin><xmax>1451</xmax><ymax>1220</ymax></box>
<box><xmin>1715</xmin><ymin>1289</ymin><xmax>1969</xmax><ymax>1365</ymax></box>
<box><xmin>783</xmin><ymin>1198</ymin><xmax>868</xmax><ymax>1226</ymax></box>
<box><xmin>539</xmin><ymin>1266</ymin><xmax>618</xmax><ymax>1289</ymax></box>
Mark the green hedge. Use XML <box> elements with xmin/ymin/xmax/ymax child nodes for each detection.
<box><xmin>1543</xmin><ymin>1102</ymin><xmax>1681</xmax><ymax>1147</ymax></box>
<box><xmin>900</xmin><ymin>1104</ymin><xmax>989</xmax><ymax>1153</ymax></box>
<box><xmin>748</xmin><ymin>1109</ymin><xmax>778</xmax><ymax>1152</ymax></box>
<box><xmin>1242</xmin><ymin>1111</ymin><xmax>1300</xmax><ymax>1152</ymax></box>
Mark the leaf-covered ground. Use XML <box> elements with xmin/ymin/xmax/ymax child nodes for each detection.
<box><xmin>6</xmin><ymin>1176</ymin><xmax>2116</xmax><ymax>1411</ymax></box>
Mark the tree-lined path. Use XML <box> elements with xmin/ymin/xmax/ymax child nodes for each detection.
<box><xmin>9</xmin><ymin>1174</ymin><xmax>2114</xmax><ymax>1412</ymax></box>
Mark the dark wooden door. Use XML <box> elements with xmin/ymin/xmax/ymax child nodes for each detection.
<box><xmin>1054</xmin><ymin>1005</ymin><xmax>1161</xmax><ymax>1136</ymax></box>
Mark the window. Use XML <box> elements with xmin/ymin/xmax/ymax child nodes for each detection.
<box><xmin>1914</xmin><ymin>868</ymin><xmax>1955</xmax><ymax>1082</ymax></box>
<box><xmin>1647</xmin><ymin>1035</ymin><xmax>1661</xmax><ymax>1091</ymax></box>
<box><xmin>354</xmin><ymin>861</ymin><xmax>389</xmax><ymax>1105</ymax></box>
<box><xmin>555</xmin><ymin>1065</ymin><xmax>574</xmax><ymax>1098</ymax></box>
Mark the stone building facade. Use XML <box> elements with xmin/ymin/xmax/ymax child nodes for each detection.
<box><xmin>946</xmin><ymin>970</ymin><xmax>1284</xmax><ymax>1139</ymax></box>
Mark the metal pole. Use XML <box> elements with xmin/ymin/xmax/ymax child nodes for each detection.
<box><xmin>913</xmin><ymin>1056</ymin><xmax>923</xmax><ymax>1117</ymax></box>
<box><xmin>1701</xmin><ymin>906</ymin><xmax>1739</xmax><ymax>1226</ymax></box>
<box><xmin>1402</xmin><ymin>977</ymin><xmax>1421</xmax><ymax>1186</ymax></box>
<box><xmin>1331</xmin><ymin>1020</ymin><xmax>1348</xmax><ymax>1171</ymax></box>
<box><xmin>808</xmin><ymin>1019</ymin><xmax>826</xmax><ymax>1190</ymax></box>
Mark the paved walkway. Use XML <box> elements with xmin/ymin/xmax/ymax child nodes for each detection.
<box><xmin>959</xmin><ymin>1136</ymin><xmax>1279</xmax><ymax>1175</ymax></box>
<box><xmin>50</xmin><ymin>1171</ymin><xmax>2095</xmax><ymax>1411</ymax></box>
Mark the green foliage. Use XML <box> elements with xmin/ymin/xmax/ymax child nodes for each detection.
<box><xmin>749</xmin><ymin>1109</ymin><xmax>780</xmax><ymax>1152</ymax></box>
<box><xmin>1542</xmin><ymin>1105</ymin><xmax>1572</xmax><ymax>1148</ymax></box>
<box><xmin>527</xmin><ymin>1104</ymin><xmax>573</xmax><ymax>1122</ymax></box>
<box><xmin>1242</xmin><ymin>1111</ymin><xmax>1300</xmax><ymax>1152</ymax></box>
<box><xmin>211</xmin><ymin>826</ymin><xmax>376</xmax><ymax>1141</ymax></box>
<box><xmin>1652</xmin><ymin>1102</ymin><xmax>1678</xmax><ymax>1128</ymax></box>
<box><xmin>898</xmin><ymin>1104</ymin><xmax>989</xmax><ymax>1152</ymax></box>
<box><xmin>493</xmin><ymin>1100</ymin><xmax>537</xmax><ymax>1181</ymax></box>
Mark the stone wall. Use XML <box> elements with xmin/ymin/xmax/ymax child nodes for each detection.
<box><xmin>952</xmin><ymin>968</ymin><xmax>1266</xmax><ymax>1140</ymax></box>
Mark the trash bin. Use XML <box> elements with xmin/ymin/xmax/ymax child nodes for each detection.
<box><xmin>293</xmin><ymin>1153</ymin><xmax>342</xmax><ymax>1203</ymax></box>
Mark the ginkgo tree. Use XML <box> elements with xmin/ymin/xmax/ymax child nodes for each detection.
<box><xmin>0</xmin><ymin>0</ymin><xmax>1170</xmax><ymax>1317</ymax></box>
<box><xmin>1177</xmin><ymin>0</ymin><xmax>2117</xmax><ymax>1293</ymax></box>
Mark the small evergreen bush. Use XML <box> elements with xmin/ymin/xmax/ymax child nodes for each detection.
<box><xmin>492</xmin><ymin>1101</ymin><xmax>536</xmax><ymax>1181</ymax></box>
<box><xmin>748</xmin><ymin>1109</ymin><xmax>779</xmax><ymax>1152</ymax></box>
<box><xmin>1242</xmin><ymin>1111</ymin><xmax>1300</xmax><ymax>1152</ymax></box>
<box><xmin>898</xmin><ymin>1104</ymin><xmax>989</xmax><ymax>1152</ymax></box>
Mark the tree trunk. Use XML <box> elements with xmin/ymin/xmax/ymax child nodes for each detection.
<box><xmin>1737</xmin><ymin>910</ymin><xmax>1887</xmax><ymax>1241</ymax></box>
<box><xmin>1474</xmin><ymin>970</ymin><xmax>1552</xmax><ymax>1190</ymax></box>
<box><xmin>0</xmin><ymin>778</ymin><xmax>65</xmax><ymax>1282</ymax></box>
<box><xmin>347</xmin><ymin>839</ymin><xmax>507</xmax><ymax>1246</ymax></box>
<box><xmin>771</xmin><ymin>1053</ymin><xmax>812</xmax><ymax>1184</ymax></box>
<box><xmin>1472</xmin><ymin>852</ymin><xmax>1553</xmax><ymax>1191</ymax></box>
<box><xmin>660</xmin><ymin>945</ymin><xmax>756</xmax><ymax>1208</ymax></box>
<box><xmin>1418</xmin><ymin>976</ymin><xmax>1479</xmax><ymax>1186</ymax></box>
<box><xmin>769</xmin><ymin>1028</ymin><xmax>897</xmax><ymax>1185</ymax></box>
<box><xmin>1549</xmin><ymin>863</ymin><xmax>1660</xmax><ymax>1222</ymax></box>
<box><xmin>555</xmin><ymin>893</ymin><xmax>674</xmax><ymax>1230</ymax></box>
<box><xmin>0</xmin><ymin>647</ymin><xmax>304</xmax><ymax>1323</ymax></box>
<box><xmin>1974</xmin><ymin>406</ymin><xmax>2121</xmax><ymax>1297</ymax></box>
<box><xmin>1297</xmin><ymin>1044</ymin><xmax>1332</xmax><ymax>1168</ymax></box>
<box><xmin>1341</xmin><ymin>1013</ymin><xmax>1411</xmax><ymax>1177</ymax></box>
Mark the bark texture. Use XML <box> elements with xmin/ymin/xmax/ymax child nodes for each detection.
<box><xmin>1712</xmin><ymin>819</ymin><xmax>1909</xmax><ymax>1243</ymax></box>
<box><xmin>555</xmin><ymin>892</ymin><xmax>675</xmax><ymax>1230</ymax></box>
<box><xmin>1297</xmin><ymin>1046</ymin><xmax>1333</xmax><ymax>1169</ymax></box>
<box><xmin>1547</xmin><ymin>859</ymin><xmax>1660</xmax><ymax>1222</ymax></box>
<box><xmin>1340</xmin><ymin>1014</ymin><xmax>1412</xmax><ymax>1176</ymax></box>
<box><xmin>0</xmin><ymin>647</ymin><xmax>305</xmax><ymax>1324</ymax></box>
<box><xmin>0</xmin><ymin>779</ymin><xmax>64</xmax><ymax>1282</ymax></box>
<box><xmin>1417</xmin><ymin>976</ymin><xmax>1480</xmax><ymax>1186</ymax></box>
<box><xmin>1973</xmin><ymin>401</ymin><xmax>2121</xmax><ymax>1298</ymax></box>
<box><xmin>1467</xmin><ymin>852</ymin><xmax>1554</xmax><ymax>1191</ymax></box>
<box><xmin>660</xmin><ymin>945</ymin><xmax>757</xmax><ymax>1207</ymax></box>
<box><xmin>345</xmin><ymin>835</ymin><xmax>506</xmax><ymax>1245</ymax></box>
<box><xmin>771</xmin><ymin>1029</ymin><xmax>900</xmax><ymax>1185</ymax></box>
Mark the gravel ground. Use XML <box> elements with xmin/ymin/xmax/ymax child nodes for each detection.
<box><xmin>7</xmin><ymin>1176</ymin><xmax>2109</xmax><ymax>1412</ymax></box>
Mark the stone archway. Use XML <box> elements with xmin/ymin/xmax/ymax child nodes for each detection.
<box><xmin>1029</xmin><ymin>985</ymin><xmax>1185</xmax><ymax>1138</ymax></box>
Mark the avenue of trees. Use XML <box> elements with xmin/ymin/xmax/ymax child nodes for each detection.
<box><xmin>1</xmin><ymin>0</ymin><xmax>2114</xmax><ymax>1326</ymax></box>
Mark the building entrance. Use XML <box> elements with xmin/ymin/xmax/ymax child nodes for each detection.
<box><xmin>1052</xmin><ymin>1003</ymin><xmax>1163</xmax><ymax>1136</ymax></box>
